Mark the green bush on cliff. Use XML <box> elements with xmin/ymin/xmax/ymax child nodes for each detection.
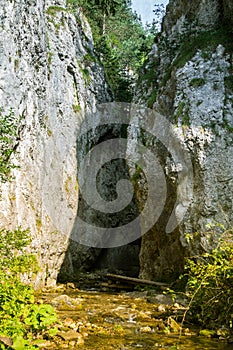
<box><xmin>0</xmin><ymin>108</ymin><xmax>19</xmax><ymax>183</ymax></box>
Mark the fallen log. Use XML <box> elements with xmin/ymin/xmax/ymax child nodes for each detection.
<box><xmin>106</xmin><ymin>273</ymin><xmax>170</xmax><ymax>289</ymax></box>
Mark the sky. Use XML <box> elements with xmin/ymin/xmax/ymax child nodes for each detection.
<box><xmin>131</xmin><ymin>0</ymin><xmax>169</xmax><ymax>26</ymax></box>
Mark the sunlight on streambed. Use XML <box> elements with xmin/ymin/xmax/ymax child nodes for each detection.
<box><xmin>40</xmin><ymin>288</ymin><xmax>232</xmax><ymax>350</ymax></box>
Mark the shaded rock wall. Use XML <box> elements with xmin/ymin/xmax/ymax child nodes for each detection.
<box><xmin>132</xmin><ymin>0</ymin><xmax>233</xmax><ymax>281</ymax></box>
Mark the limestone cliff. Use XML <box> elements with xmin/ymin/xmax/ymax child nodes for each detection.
<box><xmin>1</xmin><ymin>0</ymin><xmax>232</xmax><ymax>286</ymax></box>
<box><xmin>132</xmin><ymin>0</ymin><xmax>233</xmax><ymax>281</ymax></box>
<box><xmin>0</xmin><ymin>0</ymin><xmax>110</xmax><ymax>288</ymax></box>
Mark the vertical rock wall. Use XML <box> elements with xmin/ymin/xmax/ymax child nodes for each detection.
<box><xmin>131</xmin><ymin>0</ymin><xmax>233</xmax><ymax>281</ymax></box>
<box><xmin>0</xmin><ymin>0</ymin><xmax>110</xmax><ymax>288</ymax></box>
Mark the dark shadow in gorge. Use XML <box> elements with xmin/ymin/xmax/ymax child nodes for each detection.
<box><xmin>57</xmin><ymin>114</ymin><xmax>184</xmax><ymax>285</ymax></box>
<box><xmin>58</xmin><ymin>123</ymin><xmax>143</xmax><ymax>284</ymax></box>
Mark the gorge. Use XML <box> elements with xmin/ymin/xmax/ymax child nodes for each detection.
<box><xmin>0</xmin><ymin>0</ymin><xmax>232</xmax><ymax>291</ymax></box>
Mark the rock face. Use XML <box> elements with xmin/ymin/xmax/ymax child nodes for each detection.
<box><xmin>1</xmin><ymin>0</ymin><xmax>232</xmax><ymax>286</ymax></box>
<box><xmin>131</xmin><ymin>0</ymin><xmax>233</xmax><ymax>281</ymax></box>
<box><xmin>0</xmin><ymin>0</ymin><xmax>110</xmax><ymax>288</ymax></box>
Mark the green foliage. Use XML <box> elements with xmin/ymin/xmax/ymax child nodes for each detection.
<box><xmin>189</xmin><ymin>78</ymin><xmax>205</xmax><ymax>88</ymax></box>
<box><xmin>0</xmin><ymin>108</ymin><xmax>20</xmax><ymax>182</ymax></box>
<box><xmin>77</xmin><ymin>61</ymin><xmax>91</xmax><ymax>85</ymax></box>
<box><xmin>72</xmin><ymin>104</ymin><xmax>82</xmax><ymax>113</ymax></box>
<box><xmin>174</xmin><ymin>25</ymin><xmax>233</xmax><ymax>69</ymax></box>
<box><xmin>67</xmin><ymin>0</ymin><xmax>154</xmax><ymax>101</ymax></box>
<box><xmin>225</xmin><ymin>75</ymin><xmax>233</xmax><ymax>91</ymax></box>
<box><xmin>0</xmin><ymin>228</ymin><xmax>31</xmax><ymax>258</ymax></box>
<box><xmin>158</xmin><ymin>24</ymin><xmax>233</xmax><ymax>87</ymax></box>
<box><xmin>184</xmin><ymin>225</ymin><xmax>233</xmax><ymax>329</ymax></box>
<box><xmin>0</xmin><ymin>228</ymin><xmax>57</xmax><ymax>349</ymax></box>
<box><xmin>147</xmin><ymin>89</ymin><xmax>157</xmax><ymax>109</ymax></box>
<box><xmin>11</xmin><ymin>336</ymin><xmax>36</xmax><ymax>350</ymax></box>
<box><xmin>46</xmin><ymin>5</ymin><xmax>67</xmax><ymax>16</ymax></box>
<box><xmin>24</xmin><ymin>304</ymin><xmax>57</xmax><ymax>331</ymax></box>
<box><xmin>174</xmin><ymin>101</ymin><xmax>190</xmax><ymax>126</ymax></box>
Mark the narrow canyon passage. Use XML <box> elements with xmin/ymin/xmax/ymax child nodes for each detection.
<box><xmin>0</xmin><ymin>0</ymin><xmax>232</xmax><ymax>348</ymax></box>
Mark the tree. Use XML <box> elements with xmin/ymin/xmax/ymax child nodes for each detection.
<box><xmin>68</xmin><ymin>0</ymin><xmax>155</xmax><ymax>101</ymax></box>
<box><xmin>95</xmin><ymin>0</ymin><xmax>124</xmax><ymax>33</ymax></box>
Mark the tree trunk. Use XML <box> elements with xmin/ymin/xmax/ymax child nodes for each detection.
<box><xmin>102</xmin><ymin>11</ymin><xmax>106</xmax><ymax>34</ymax></box>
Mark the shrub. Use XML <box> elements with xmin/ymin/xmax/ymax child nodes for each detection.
<box><xmin>0</xmin><ymin>108</ymin><xmax>20</xmax><ymax>182</ymax></box>
<box><xmin>184</xmin><ymin>225</ymin><xmax>233</xmax><ymax>329</ymax></box>
<box><xmin>0</xmin><ymin>228</ymin><xmax>57</xmax><ymax>349</ymax></box>
<box><xmin>189</xmin><ymin>77</ymin><xmax>205</xmax><ymax>88</ymax></box>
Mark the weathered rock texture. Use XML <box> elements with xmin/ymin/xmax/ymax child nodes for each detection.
<box><xmin>1</xmin><ymin>0</ymin><xmax>232</xmax><ymax>286</ymax></box>
<box><xmin>132</xmin><ymin>0</ymin><xmax>233</xmax><ymax>281</ymax></box>
<box><xmin>0</xmin><ymin>0</ymin><xmax>110</xmax><ymax>288</ymax></box>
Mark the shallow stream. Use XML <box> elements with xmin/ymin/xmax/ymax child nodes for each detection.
<box><xmin>40</xmin><ymin>287</ymin><xmax>233</xmax><ymax>350</ymax></box>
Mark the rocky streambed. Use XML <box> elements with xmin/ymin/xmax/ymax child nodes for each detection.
<box><xmin>33</xmin><ymin>282</ymin><xmax>233</xmax><ymax>350</ymax></box>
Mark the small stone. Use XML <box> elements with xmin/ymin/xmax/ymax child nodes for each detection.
<box><xmin>217</xmin><ymin>328</ymin><xmax>229</xmax><ymax>337</ymax></box>
<box><xmin>35</xmin><ymin>340</ymin><xmax>53</xmax><ymax>348</ymax></box>
<box><xmin>184</xmin><ymin>328</ymin><xmax>192</xmax><ymax>335</ymax></box>
<box><xmin>0</xmin><ymin>336</ymin><xmax>13</xmax><ymax>347</ymax></box>
<box><xmin>66</xmin><ymin>282</ymin><xmax>76</xmax><ymax>289</ymax></box>
<box><xmin>51</xmin><ymin>295</ymin><xmax>82</xmax><ymax>310</ymax></box>
<box><xmin>64</xmin><ymin>319</ymin><xmax>77</xmax><ymax>330</ymax></box>
<box><xmin>76</xmin><ymin>336</ymin><xmax>85</xmax><ymax>345</ymax></box>
<box><xmin>58</xmin><ymin>330</ymin><xmax>83</xmax><ymax>341</ymax></box>
<box><xmin>173</xmin><ymin>303</ymin><xmax>180</xmax><ymax>308</ymax></box>
<box><xmin>157</xmin><ymin>305</ymin><xmax>166</xmax><ymax>313</ymax></box>
<box><xmin>63</xmin><ymin>317</ymin><xmax>75</xmax><ymax>327</ymax></box>
<box><xmin>140</xmin><ymin>326</ymin><xmax>152</xmax><ymax>333</ymax></box>
<box><xmin>70</xmin><ymin>324</ymin><xmax>78</xmax><ymax>330</ymax></box>
<box><xmin>55</xmin><ymin>284</ymin><xmax>66</xmax><ymax>291</ymax></box>
<box><xmin>147</xmin><ymin>294</ymin><xmax>173</xmax><ymax>305</ymax></box>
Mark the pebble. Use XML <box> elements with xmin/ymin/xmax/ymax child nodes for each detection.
<box><xmin>51</xmin><ymin>294</ymin><xmax>83</xmax><ymax>310</ymax></box>
<box><xmin>66</xmin><ymin>283</ymin><xmax>76</xmax><ymax>289</ymax></box>
<box><xmin>58</xmin><ymin>330</ymin><xmax>83</xmax><ymax>341</ymax></box>
<box><xmin>36</xmin><ymin>340</ymin><xmax>53</xmax><ymax>348</ymax></box>
<box><xmin>157</xmin><ymin>305</ymin><xmax>166</xmax><ymax>313</ymax></box>
<box><xmin>173</xmin><ymin>303</ymin><xmax>180</xmax><ymax>308</ymax></box>
<box><xmin>140</xmin><ymin>326</ymin><xmax>152</xmax><ymax>333</ymax></box>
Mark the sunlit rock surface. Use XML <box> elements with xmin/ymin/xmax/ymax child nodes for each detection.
<box><xmin>131</xmin><ymin>0</ymin><xmax>233</xmax><ymax>281</ymax></box>
<box><xmin>0</xmin><ymin>0</ymin><xmax>110</xmax><ymax>288</ymax></box>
